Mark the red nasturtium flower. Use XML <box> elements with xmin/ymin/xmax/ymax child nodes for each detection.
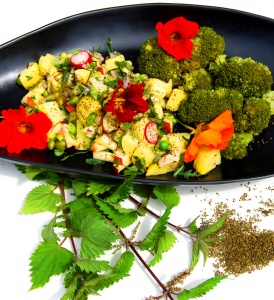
<box><xmin>0</xmin><ymin>105</ymin><xmax>52</xmax><ymax>154</ymax></box>
<box><xmin>184</xmin><ymin>109</ymin><xmax>234</xmax><ymax>163</ymax></box>
<box><xmin>104</xmin><ymin>83</ymin><xmax>149</xmax><ymax>123</ymax></box>
<box><xmin>156</xmin><ymin>16</ymin><xmax>199</xmax><ymax>60</ymax></box>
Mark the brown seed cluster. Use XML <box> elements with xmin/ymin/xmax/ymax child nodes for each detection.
<box><xmin>201</xmin><ymin>202</ymin><xmax>274</xmax><ymax>277</ymax></box>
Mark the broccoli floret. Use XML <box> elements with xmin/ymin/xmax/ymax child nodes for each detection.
<box><xmin>179</xmin><ymin>68</ymin><xmax>213</xmax><ymax>92</ymax></box>
<box><xmin>137</xmin><ymin>37</ymin><xmax>183</xmax><ymax>83</ymax></box>
<box><xmin>233</xmin><ymin>97</ymin><xmax>271</xmax><ymax>135</ymax></box>
<box><xmin>262</xmin><ymin>91</ymin><xmax>274</xmax><ymax>115</ymax></box>
<box><xmin>137</xmin><ymin>26</ymin><xmax>225</xmax><ymax>84</ymax></box>
<box><xmin>212</xmin><ymin>56</ymin><xmax>273</xmax><ymax>98</ymax></box>
<box><xmin>179</xmin><ymin>27</ymin><xmax>225</xmax><ymax>73</ymax></box>
<box><xmin>178</xmin><ymin>88</ymin><xmax>244</xmax><ymax>126</ymax></box>
<box><xmin>221</xmin><ymin>132</ymin><xmax>253</xmax><ymax>160</ymax></box>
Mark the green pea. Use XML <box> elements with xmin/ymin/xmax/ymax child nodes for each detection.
<box><xmin>159</xmin><ymin>140</ymin><xmax>169</xmax><ymax>151</ymax></box>
<box><xmin>47</xmin><ymin>140</ymin><xmax>55</xmax><ymax>150</ymax></box>
<box><xmin>55</xmin><ymin>140</ymin><xmax>66</xmax><ymax>151</ymax></box>
<box><xmin>140</xmin><ymin>74</ymin><xmax>148</xmax><ymax>82</ymax></box>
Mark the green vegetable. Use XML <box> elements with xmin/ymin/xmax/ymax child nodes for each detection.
<box><xmin>137</xmin><ymin>36</ymin><xmax>183</xmax><ymax>84</ymax></box>
<box><xmin>137</xmin><ymin>26</ymin><xmax>225</xmax><ymax>85</ymax></box>
<box><xmin>211</xmin><ymin>55</ymin><xmax>273</xmax><ymax>98</ymax></box>
<box><xmin>179</xmin><ymin>68</ymin><xmax>213</xmax><ymax>92</ymax></box>
<box><xmin>179</xmin><ymin>26</ymin><xmax>225</xmax><ymax>73</ymax></box>
<box><xmin>233</xmin><ymin>97</ymin><xmax>271</xmax><ymax>135</ymax></box>
<box><xmin>221</xmin><ymin>132</ymin><xmax>254</xmax><ymax>160</ymax></box>
<box><xmin>159</xmin><ymin>140</ymin><xmax>169</xmax><ymax>151</ymax></box>
<box><xmin>178</xmin><ymin>88</ymin><xmax>243</xmax><ymax>126</ymax></box>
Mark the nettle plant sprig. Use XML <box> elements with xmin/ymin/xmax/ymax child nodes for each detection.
<box><xmin>17</xmin><ymin>165</ymin><xmax>227</xmax><ymax>300</ymax></box>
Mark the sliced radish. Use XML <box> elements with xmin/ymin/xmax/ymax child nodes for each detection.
<box><xmin>144</xmin><ymin>121</ymin><xmax>158</xmax><ymax>144</ymax></box>
<box><xmin>70</xmin><ymin>50</ymin><xmax>92</xmax><ymax>69</ymax></box>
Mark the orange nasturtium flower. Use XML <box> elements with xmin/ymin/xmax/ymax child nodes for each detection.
<box><xmin>184</xmin><ymin>109</ymin><xmax>234</xmax><ymax>163</ymax></box>
<box><xmin>0</xmin><ymin>105</ymin><xmax>52</xmax><ymax>154</ymax></box>
<box><xmin>156</xmin><ymin>16</ymin><xmax>199</xmax><ymax>60</ymax></box>
<box><xmin>104</xmin><ymin>83</ymin><xmax>149</xmax><ymax>123</ymax></box>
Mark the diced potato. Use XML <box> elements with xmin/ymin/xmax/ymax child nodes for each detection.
<box><xmin>158</xmin><ymin>153</ymin><xmax>180</xmax><ymax>168</ymax></box>
<box><xmin>93</xmin><ymin>151</ymin><xmax>115</xmax><ymax>162</ymax></box>
<box><xmin>132</xmin><ymin>142</ymin><xmax>156</xmax><ymax>167</ymax></box>
<box><xmin>146</xmin><ymin>161</ymin><xmax>179</xmax><ymax>176</ymax></box>
<box><xmin>94</xmin><ymin>134</ymin><xmax>117</xmax><ymax>151</ymax></box>
<box><xmin>145</xmin><ymin>78</ymin><xmax>169</xmax><ymax>99</ymax></box>
<box><xmin>193</xmin><ymin>145</ymin><xmax>221</xmax><ymax>175</ymax></box>
<box><xmin>113</xmin><ymin>149</ymin><xmax>131</xmax><ymax>173</ymax></box>
<box><xmin>21</xmin><ymin>80</ymin><xmax>47</xmax><ymax>106</ymax></box>
<box><xmin>131</xmin><ymin>117</ymin><xmax>150</xmax><ymax>141</ymax></box>
<box><xmin>121</xmin><ymin>134</ymin><xmax>139</xmax><ymax>158</ymax></box>
<box><xmin>89</xmin><ymin>77</ymin><xmax>108</xmax><ymax>93</ymax></box>
<box><xmin>75</xmin><ymin>120</ymin><xmax>89</xmax><ymax>150</ymax></box>
<box><xmin>166</xmin><ymin>89</ymin><xmax>188</xmax><ymax>111</ymax></box>
<box><xmin>76</xmin><ymin>95</ymin><xmax>102</xmax><ymax>125</ymax></box>
<box><xmin>91</xmin><ymin>143</ymin><xmax>107</xmax><ymax>152</ymax></box>
<box><xmin>75</xmin><ymin>69</ymin><xmax>91</xmax><ymax>84</ymax></box>
<box><xmin>38</xmin><ymin>101</ymin><xmax>64</xmax><ymax>125</ymax></box>
<box><xmin>48</xmin><ymin>67</ymin><xmax>62</xmax><ymax>92</ymax></box>
<box><xmin>154</xmin><ymin>102</ymin><xmax>164</xmax><ymax>119</ymax></box>
<box><xmin>104</xmin><ymin>54</ymin><xmax>125</xmax><ymax>71</ymax></box>
<box><xmin>168</xmin><ymin>133</ymin><xmax>190</xmax><ymax>153</ymax></box>
<box><xmin>38</xmin><ymin>53</ymin><xmax>57</xmax><ymax>76</ymax></box>
<box><xmin>166</xmin><ymin>79</ymin><xmax>173</xmax><ymax>98</ymax></box>
<box><xmin>19</xmin><ymin>63</ymin><xmax>42</xmax><ymax>89</ymax></box>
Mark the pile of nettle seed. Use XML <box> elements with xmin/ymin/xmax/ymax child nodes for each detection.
<box><xmin>201</xmin><ymin>199</ymin><xmax>274</xmax><ymax>276</ymax></box>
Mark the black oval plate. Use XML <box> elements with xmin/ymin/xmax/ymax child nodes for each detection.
<box><xmin>1</xmin><ymin>3</ymin><xmax>274</xmax><ymax>185</ymax></box>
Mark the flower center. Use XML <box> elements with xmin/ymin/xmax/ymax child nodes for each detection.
<box><xmin>114</xmin><ymin>97</ymin><xmax>126</xmax><ymax>112</ymax></box>
<box><xmin>17</xmin><ymin>122</ymin><xmax>32</xmax><ymax>134</ymax></box>
<box><xmin>170</xmin><ymin>32</ymin><xmax>182</xmax><ymax>41</ymax></box>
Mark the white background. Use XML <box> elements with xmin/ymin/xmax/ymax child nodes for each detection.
<box><xmin>1</xmin><ymin>1</ymin><xmax>274</xmax><ymax>300</ymax></box>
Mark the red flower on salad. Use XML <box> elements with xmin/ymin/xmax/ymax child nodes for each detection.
<box><xmin>184</xmin><ymin>109</ymin><xmax>234</xmax><ymax>163</ymax></box>
<box><xmin>104</xmin><ymin>83</ymin><xmax>149</xmax><ymax>123</ymax></box>
<box><xmin>0</xmin><ymin>105</ymin><xmax>52</xmax><ymax>154</ymax></box>
<box><xmin>156</xmin><ymin>16</ymin><xmax>199</xmax><ymax>60</ymax></box>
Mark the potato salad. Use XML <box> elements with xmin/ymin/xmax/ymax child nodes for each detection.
<box><xmin>17</xmin><ymin>46</ymin><xmax>220</xmax><ymax>176</ymax></box>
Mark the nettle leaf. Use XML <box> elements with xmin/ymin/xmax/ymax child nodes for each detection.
<box><xmin>78</xmin><ymin>274</ymin><xmax>126</xmax><ymax>296</ymax></box>
<box><xmin>61</xmin><ymin>270</ymin><xmax>79</xmax><ymax>300</ymax></box>
<box><xmin>23</xmin><ymin>166</ymin><xmax>45</xmax><ymax>180</ymax></box>
<box><xmin>72</xmin><ymin>179</ymin><xmax>89</xmax><ymax>196</ymax></box>
<box><xmin>20</xmin><ymin>184</ymin><xmax>62</xmax><ymax>214</ymax></box>
<box><xmin>153</xmin><ymin>185</ymin><xmax>180</xmax><ymax>207</ymax></box>
<box><xmin>68</xmin><ymin>196</ymin><xmax>100</xmax><ymax>231</ymax></box>
<box><xmin>197</xmin><ymin>213</ymin><xmax>227</xmax><ymax>238</ymax></box>
<box><xmin>190</xmin><ymin>240</ymin><xmax>200</xmax><ymax>269</ymax></box>
<box><xmin>112</xmin><ymin>251</ymin><xmax>135</xmax><ymax>274</ymax></box>
<box><xmin>148</xmin><ymin>230</ymin><xmax>177</xmax><ymax>267</ymax></box>
<box><xmin>80</xmin><ymin>214</ymin><xmax>119</xmax><ymax>259</ymax></box>
<box><xmin>199</xmin><ymin>240</ymin><xmax>209</xmax><ymax>266</ymax></box>
<box><xmin>106</xmin><ymin>173</ymin><xmax>135</xmax><ymax>203</ymax></box>
<box><xmin>132</xmin><ymin>184</ymin><xmax>154</xmax><ymax>199</ymax></box>
<box><xmin>188</xmin><ymin>216</ymin><xmax>200</xmax><ymax>233</ymax></box>
<box><xmin>140</xmin><ymin>206</ymin><xmax>172</xmax><ymax>251</ymax></box>
<box><xmin>86</xmin><ymin>179</ymin><xmax>116</xmax><ymax>196</ymax></box>
<box><xmin>178</xmin><ymin>275</ymin><xmax>228</xmax><ymax>300</ymax></box>
<box><xmin>95</xmin><ymin>197</ymin><xmax>138</xmax><ymax>228</ymax></box>
<box><xmin>41</xmin><ymin>216</ymin><xmax>59</xmax><ymax>243</ymax></box>
<box><xmin>29</xmin><ymin>241</ymin><xmax>74</xmax><ymax>290</ymax></box>
<box><xmin>76</xmin><ymin>259</ymin><xmax>112</xmax><ymax>273</ymax></box>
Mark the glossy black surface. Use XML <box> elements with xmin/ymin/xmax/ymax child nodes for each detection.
<box><xmin>1</xmin><ymin>3</ymin><xmax>274</xmax><ymax>185</ymax></box>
